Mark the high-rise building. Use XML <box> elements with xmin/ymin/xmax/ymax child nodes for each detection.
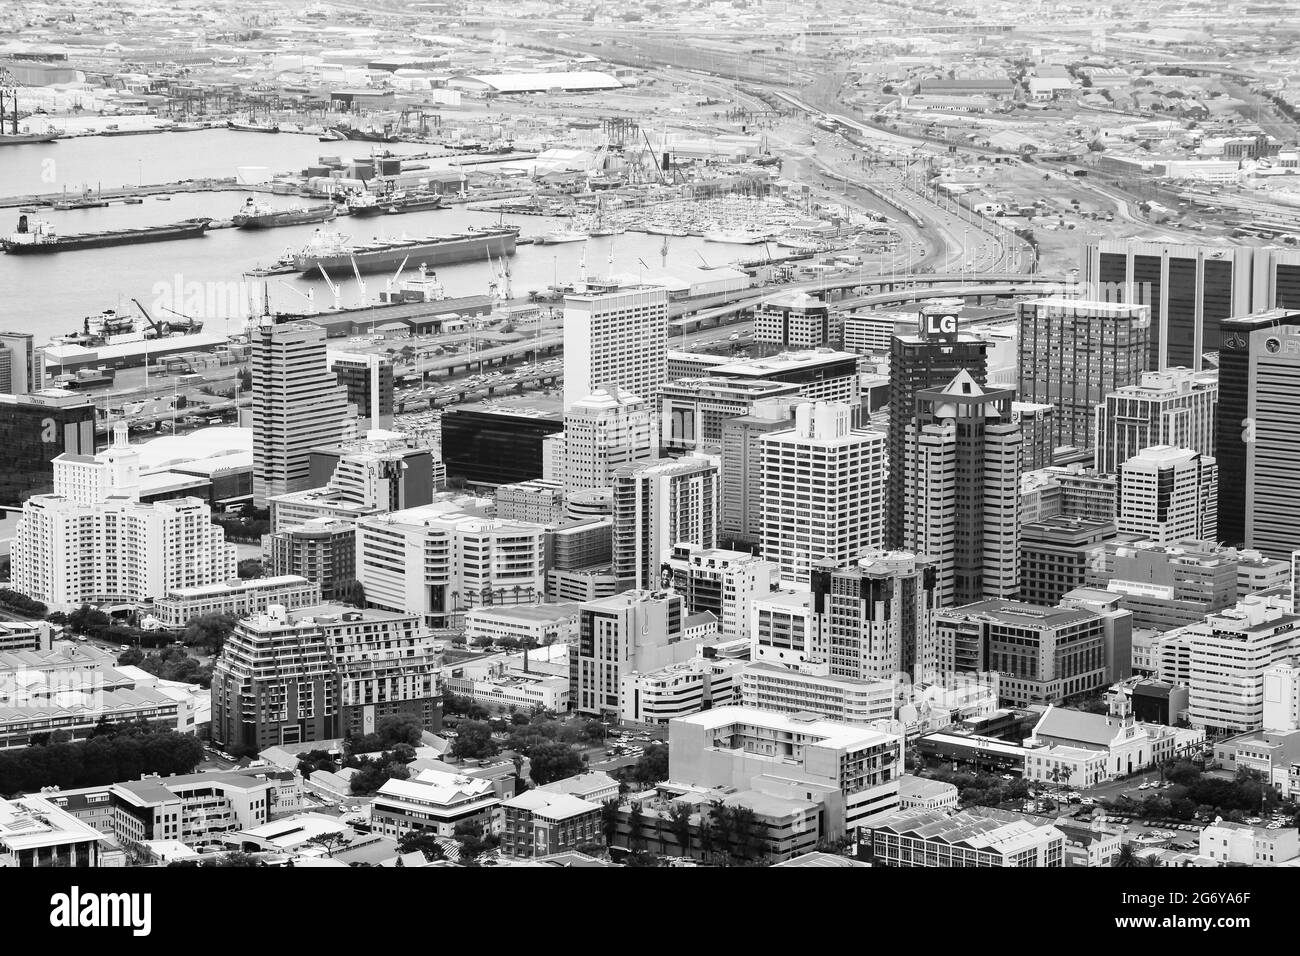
<box><xmin>1017</xmin><ymin>298</ymin><xmax>1151</xmax><ymax>453</ymax></box>
<box><xmin>1093</xmin><ymin>368</ymin><xmax>1219</xmax><ymax>475</ymax></box>
<box><xmin>612</xmin><ymin>457</ymin><xmax>718</xmax><ymax>591</ymax></box>
<box><xmin>1117</xmin><ymin>445</ymin><xmax>1217</xmax><ymax>546</ymax></box>
<box><xmin>762</xmin><ymin>402</ymin><xmax>886</xmax><ymax>587</ymax></box>
<box><xmin>720</xmin><ymin>398</ymin><xmax>796</xmax><ymax>551</ymax></box>
<box><xmin>562</xmin><ymin>282</ymin><xmax>669</xmax><ymax>411</ymax></box>
<box><xmin>1081</xmin><ymin>239</ymin><xmax>1300</xmax><ymax>370</ymax></box>
<box><xmin>754</xmin><ymin>291</ymin><xmax>836</xmax><ymax>349</ymax></box>
<box><xmin>903</xmin><ymin>371</ymin><xmax>1021</xmax><ymax>605</ymax></box>
<box><xmin>211</xmin><ymin>603</ymin><xmax>441</xmax><ymax>751</ymax></box>
<box><xmin>571</xmin><ymin>589</ymin><xmax>708</xmax><ymax>718</ymax></box>
<box><xmin>251</xmin><ymin>319</ymin><xmax>351</xmax><ymax>504</ymax></box>
<box><xmin>888</xmin><ymin>303</ymin><xmax>990</xmax><ymax>548</ymax></box>
<box><xmin>329</xmin><ymin>351</ymin><xmax>394</xmax><ymax>430</ymax></box>
<box><xmin>563</xmin><ymin>385</ymin><xmax>655</xmax><ymax>493</ymax></box>
<box><xmin>0</xmin><ymin>390</ymin><xmax>97</xmax><ymax>507</ymax></box>
<box><xmin>659</xmin><ymin>378</ymin><xmax>801</xmax><ymax>455</ymax></box>
<box><xmin>664</xmin><ymin>543</ymin><xmax>779</xmax><ymax>637</ymax></box>
<box><xmin>0</xmin><ymin>332</ymin><xmax>36</xmax><ymax>395</ymax></box>
<box><xmin>810</xmin><ymin>550</ymin><xmax>941</xmax><ymax>683</ymax></box>
<box><xmin>1216</xmin><ymin>309</ymin><xmax>1300</xmax><ymax>557</ymax></box>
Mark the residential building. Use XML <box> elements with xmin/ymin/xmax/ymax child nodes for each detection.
<box><xmin>762</xmin><ymin>402</ymin><xmax>886</xmax><ymax>588</ymax></box>
<box><xmin>902</xmin><ymin>371</ymin><xmax>1020</xmax><ymax>605</ymax></box>
<box><xmin>612</xmin><ymin>457</ymin><xmax>718</xmax><ymax>591</ymax></box>
<box><xmin>356</xmin><ymin>497</ymin><xmax>549</xmax><ymax>628</ymax></box>
<box><xmin>887</xmin><ymin>302</ymin><xmax>989</xmax><ymax>549</ymax></box>
<box><xmin>1216</xmin><ymin>308</ymin><xmax>1300</xmax><ymax>557</ymax></box>
<box><xmin>1093</xmin><ymin>368</ymin><xmax>1218</xmax><ymax>475</ymax></box>
<box><xmin>251</xmin><ymin>318</ymin><xmax>352</xmax><ymax>505</ymax></box>
<box><xmin>563</xmin><ymin>282</ymin><xmax>669</xmax><ymax>411</ymax></box>
<box><xmin>1117</xmin><ymin>446</ymin><xmax>1217</xmax><ymax>545</ymax></box>
<box><xmin>152</xmin><ymin>575</ymin><xmax>322</xmax><ymax>629</ymax></box>
<box><xmin>563</xmin><ymin>385</ymin><xmax>655</xmax><ymax>492</ymax></box>
<box><xmin>500</xmin><ymin>790</ymin><xmax>602</xmax><ymax>858</ymax></box>
<box><xmin>664</xmin><ymin>543</ymin><xmax>779</xmax><ymax>637</ymax></box>
<box><xmin>211</xmin><ymin>603</ymin><xmax>441</xmax><ymax>752</ymax></box>
<box><xmin>668</xmin><ymin>705</ymin><xmax>905</xmax><ymax>838</ymax></box>
<box><xmin>1017</xmin><ymin>298</ymin><xmax>1151</xmax><ymax>452</ymax></box>
<box><xmin>867</xmin><ymin>807</ymin><xmax>1065</xmax><ymax>867</ymax></box>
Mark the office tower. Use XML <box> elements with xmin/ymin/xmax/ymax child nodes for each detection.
<box><xmin>809</xmin><ymin>550</ymin><xmax>941</xmax><ymax>682</ymax></box>
<box><xmin>1017</xmin><ymin>298</ymin><xmax>1150</xmax><ymax>453</ymax></box>
<box><xmin>1216</xmin><ymin>309</ymin><xmax>1300</xmax><ymax>557</ymax></box>
<box><xmin>935</xmin><ymin>597</ymin><xmax>1127</xmax><ymax>707</ymax></box>
<box><xmin>720</xmin><ymin>398</ymin><xmax>796</xmax><ymax>551</ymax></box>
<box><xmin>0</xmin><ymin>332</ymin><xmax>35</xmax><ymax>394</ymax></box>
<box><xmin>13</xmin><ymin>496</ymin><xmax>236</xmax><ymax>612</ymax></box>
<box><xmin>1018</xmin><ymin>516</ymin><xmax>1117</xmax><ymax>607</ymax></box>
<box><xmin>761</xmin><ymin>402</ymin><xmax>887</xmax><ymax>588</ymax></box>
<box><xmin>754</xmin><ymin>291</ymin><xmax>836</xmax><ymax>349</ymax></box>
<box><xmin>356</xmin><ymin>497</ymin><xmax>549</xmax><ymax>628</ymax></box>
<box><xmin>329</xmin><ymin>351</ymin><xmax>394</xmax><ymax>430</ymax></box>
<box><xmin>1116</xmin><ymin>445</ymin><xmax>1217</xmax><ymax>546</ymax></box>
<box><xmin>612</xmin><ymin>457</ymin><xmax>718</xmax><ymax>591</ymax></box>
<box><xmin>571</xmin><ymin>589</ymin><xmax>708</xmax><ymax>718</ymax></box>
<box><xmin>563</xmin><ymin>385</ymin><xmax>655</xmax><ymax>493</ymax></box>
<box><xmin>251</xmin><ymin>318</ymin><xmax>351</xmax><ymax>505</ymax></box>
<box><xmin>0</xmin><ymin>391</ymin><xmax>96</xmax><ymax>507</ymax></box>
<box><xmin>903</xmin><ymin>371</ymin><xmax>1021</xmax><ymax>606</ymax></box>
<box><xmin>659</xmin><ymin>378</ymin><xmax>801</xmax><ymax>455</ymax></box>
<box><xmin>664</xmin><ymin>543</ymin><xmax>779</xmax><ymax>637</ymax></box>
<box><xmin>1093</xmin><ymin>368</ymin><xmax>1219</xmax><ymax>475</ymax></box>
<box><xmin>442</xmin><ymin>400</ymin><xmax>564</xmax><ymax>488</ymax></box>
<box><xmin>1081</xmin><ymin>239</ymin><xmax>1300</xmax><ymax>370</ymax></box>
<box><xmin>562</xmin><ymin>281</ymin><xmax>668</xmax><ymax>411</ymax></box>
<box><xmin>887</xmin><ymin>303</ymin><xmax>990</xmax><ymax>548</ymax></box>
<box><xmin>212</xmin><ymin>603</ymin><xmax>441</xmax><ymax>751</ymax></box>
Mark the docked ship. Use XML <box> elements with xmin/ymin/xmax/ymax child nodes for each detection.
<box><xmin>2</xmin><ymin>215</ymin><xmax>212</xmax><ymax>254</ymax></box>
<box><xmin>232</xmin><ymin>197</ymin><xmax>338</xmax><ymax>229</ymax></box>
<box><xmin>227</xmin><ymin>119</ymin><xmax>280</xmax><ymax>133</ymax></box>
<box><xmin>291</xmin><ymin>226</ymin><xmax>519</xmax><ymax>275</ymax></box>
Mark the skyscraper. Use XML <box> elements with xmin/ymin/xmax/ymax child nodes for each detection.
<box><xmin>562</xmin><ymin>281</ymin><xmax>669</xmax><ymax>412</ymax></box>
<box><xmin>887</xmin><ymin>302</ymin><xmax>990</xmax><ymax>549</ymax></box>
<box><xmin>1093</xmin><ymin>368</ymin><xmax>1219</xmax><ymax>475</ymax></box>
<box><xmin>903</xmin><ymin>371</ymin><xmax>1021</xmax><ymax>605</ymax></box>
<box><xmin>612</xmin><ymin>457</ymin><xmax>719</xmax><ymax>591</ymax></box>
<box><xmin>1117</xmin><ymin>445</ymin><xmax>1217</xmax><ymax>546</ymax></box>
<box><xmin>761</xmin><ymin>402</ymin><xmax>887</xmax><ymax>588</ymax></box>
<box><xmin>562</xmin><ymin>385</ymin><xmax>655</xmax><ymax>493</ymax></box>
<box><xmin>252</xmin><ymin>319</ymin><xmax>352</xmax><ymax>505</ymax></box>
<box><xmin>1216</xmin><ymin>308</ymin><xmax>1300</xmax><ymax>557</ymax></box>
<box><xmin>1081</xmin><ymin>239</ymin><xmax>1300</xmax><ymax>370</ymax></box>
<box><xmin>809</xmin><ymin>550</ymin><xmax>941</xmax><ymax>683</ymax></box>
<box><xmin>1017</xmin><ymin>297</ymin><xmax>1150</xmax><ymax>453</ymax></box>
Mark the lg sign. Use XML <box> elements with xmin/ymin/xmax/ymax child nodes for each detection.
<box><xmin>926</xmin><ymin>312</ymin><xmax>958</xmax><ymax>338</ymax></box>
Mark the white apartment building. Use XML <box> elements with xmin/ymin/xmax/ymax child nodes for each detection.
<box><xmin>618</xmin><ymin>654</ymin><xmax>744</xmax><ymax>725</ymax></box>
<box><xmin>612</xmin><ymin>456</ymin><xmax>718</xmax><ymax>591</ymax></box>
<box><xmin>356</xmin><ymin>498</ymin><xmax>549</xmax><ymax>628</ymax></box>
<box><xmin>1117</xmin><ymin>445</ymin><xmax>1217</xmax><ymax>545</ymax></box>
<box><xmin>563</xmin><ymin>385</ymin><xmax>655</xmax><ymax>493</ymax></box>
<box><xmin>761</xmin><ymin>402</ymin><xmax>886</xmax><ymax>587</ymax></box>
<box><xmin>562</xmin><ymin>282</ymin><xmax>669</xmax><ymax>412</ymax></box>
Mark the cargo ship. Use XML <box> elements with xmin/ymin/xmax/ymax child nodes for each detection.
<box><xmin>292</xmin><ymin>226</ymin><xmax>518</xmax><ymax>275</ymax></box>
<box><xmin>2</xmin><ymin>215</ymin><xmax>212</xmax><ymax>254</ymax></box>
<box><xmin>232</xmin><ymin>197</ymin><xmax>338</xmax><ymax>229</ymax></box>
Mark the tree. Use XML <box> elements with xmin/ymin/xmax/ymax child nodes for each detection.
<box><xmin>631</xmin><ymin>743</ymin><xmax>669</xmax><ymax>787</ymax></box>
<box><xmin>451</xmin><ymin>721</ymin><xmax>499</xmax><ymax>760</ymax></box>
<box><xmin>529</xmin><ymin>742</ymin><xmax>584</xmax><ymax>786</ymax></box>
